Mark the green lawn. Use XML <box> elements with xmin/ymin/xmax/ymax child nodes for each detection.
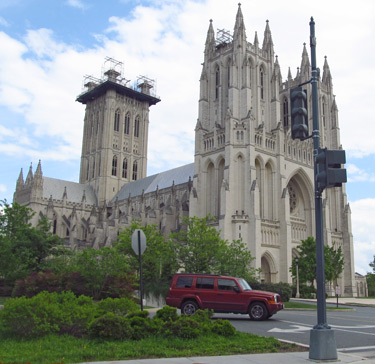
<box><xmin>284</xmin><ymin>301</ymin><xmax>351</xmax><ymax>310</ymax></box>
<box><xmin>0</xmin><ymin>333</ymin><xmax>305</xmax><ymax>364</ymax></box>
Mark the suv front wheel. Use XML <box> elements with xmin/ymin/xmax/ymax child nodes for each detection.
<box><xmin>181</xmin><ymin>300</ymin><xmax>198</xmax><ymax>315</ymax></box>
<box><xmin>249</xmin><ymin>302</ymin><xmax>268</xmax><ymax>320</ymax></box>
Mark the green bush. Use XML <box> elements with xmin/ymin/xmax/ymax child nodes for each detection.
<box><xmin>0</xmin><ymin>291</ymin><xmax>97</xmax><ymax>338</ymax></box>
<box><xmin>97</xmin><ymin>297</ymin><xmax>137</xmax><ymax>316</ymax></box>
<box><xmin>127</xmin><ymin>315</ymin><xmax>153</xmax><ymax>340</ymax></box>
<box><xmin>211</xmin><ymin>319</ymin><xmax>236</xmax><ymax>336</ymax></box>
<box><xmin>299</xmin><ymin>285</ymin><xmax>317</xmax><ymax>299</ymax></box>
<box><xmin>168</xmin><ymin>316</ymin><xmax>201</xmax><ymax>339</ymax></box>
<box><xmin>154</xmin><ymin>305</ymin><xmax>178</xmax><ymax>322</ymax></box>
<box><xmin>89</xmin><ymin>312</ymin><xmax>132</xmax><ymax>340</ymax></box>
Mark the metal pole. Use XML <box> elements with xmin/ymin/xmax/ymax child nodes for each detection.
<box><xmin>138</xmin><ymin>230</ymin><xmax>144</xmax><ymax>311</ymax></box>
<box><xmin>309</xmin><ymin>17</ymin><xmax>337</xmax><ymax>360</ymax></box>
<box><xmin>296</xmin><ymin>260</ymin><xmax>300</xmax><ymax>298</ymax></box>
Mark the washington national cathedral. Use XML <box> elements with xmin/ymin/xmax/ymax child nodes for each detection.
<box><xmin>14</xmin><ymin>5</ymin><xmax>361</xmax><ymax>296</ymax></box>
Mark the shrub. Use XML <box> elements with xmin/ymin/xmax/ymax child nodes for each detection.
<box><xmin>168</xmin><ymin>316</ymin><xmax>201</xmax><ymax>339</ymax></box>
<box><xmin>0</xmin><ymin>291</ymin><xmax>97</xmax><ymax>338</ymax></box>
<box><xmin>89</xmin><ymin>312</ymin><xmax>132</xmax><ymax>340</ymax></box>
<box><xmin>155</xmin><ymin>305</ymin><xmax>178</xmax><ymax>322</ymax></box>
<box><xmin>211</xmin><ymin>319</ymin><xmax>236</xmax><ymax>337</ymax></box>
<box><xmin>299</xmin><ymin>285</ymin><xmax>317</xmax><ymax>299</ymax></box>
<box><xmin>127</xmin><ymin>315</ymin><xmax>153</xmax><ymax>340</ymax></box>
<box><xmin>97</xmin><ymin>297</ymin><xmax>137</xmax><ymax>316</ymax></box>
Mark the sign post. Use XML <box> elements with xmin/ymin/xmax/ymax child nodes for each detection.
<box><xmin>131</xmin><ymin>229</ymin><xmax>147</xmax><ymax>311</ymax></box>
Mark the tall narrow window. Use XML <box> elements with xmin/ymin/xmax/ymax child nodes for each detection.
<box><xmin>124</xmin><ymin>112</ymin><xmax>130</xmax><ymax>134</ymax></box>
<box><xmin>122</xmin><ymin>158</ymin><xmax>128</xmax><ymax>178</ymax></box>
<box><xmin>132</xmin><ymin>161</ymin><xmax>138</xmax><ymax>180</ymax></box>
<box><xmin>322</xmin><ymin>100</ymin><xmax>326</xmax><ymax>127</ymax></box>
<box><xmin>215</xmin><ymin>66</ymin><xmax>220</xmax><ymax>99</ymax></box>
<box><xmin>134</xmin><ymin>116</ymin><xmax>140</xmax><ymax>137</ymax></box>
<box><xmin>92</xmin><ymin>157</ymin><xmax>95</xmax><ymax>178</ymax></box>
<box><xmin>112</xmin><ymin>155</ymin><xmax>117</xmax><ymax>176</ymax></box>
<box><xmin>260</xmin><ymin>68</ymin><xmax>264</xmax><ymax>100</ymax></box>
<box><xmin>283</xmin><ymin>98</ymin><xmax>289</xmax><ymax>128</ymax></box>
<box><xmin>114</xmin><ymin>109</ymin><xmax>120</xmax><ymax>132</ymax></box>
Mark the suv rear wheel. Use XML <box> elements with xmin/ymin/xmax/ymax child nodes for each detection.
<box><xmin>181</xmin><ymin>300</ymin><xmax>198</xmax><ymax>315</ymax></box>
<box><xmin>249</xmin><ymin>302</ymin><xmax>268</xmax><ymax>320</ymax></box>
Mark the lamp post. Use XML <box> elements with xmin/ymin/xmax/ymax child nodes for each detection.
<box><xmin>295</xmin><ymin>258</ymin><xmax>300</xmax><ymax>298</ymax></box>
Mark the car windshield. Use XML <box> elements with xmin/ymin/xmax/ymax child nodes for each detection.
<box><xmin>238</xmin><ymin>278</ymin><xmax>252</xmax><ymax>291</ymax></box>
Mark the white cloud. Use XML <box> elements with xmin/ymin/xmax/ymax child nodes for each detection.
<box><xmin>0</xmin><ymin>184</ymin><xmax>6</xmax><ymax>193</ymax></box>
<box><xmin>349</xmin><ymin>199</ymin><xmax>375</xmax><ymax>275</ymax></box>
<box><xmin>65</xmin><ymin>0</ymin><xmax>86</xmax><ymax>10</ymax></box>
<box><xmin>347</xmin><ymin>164</ymin><xmax>375</xmax><ymax>183</ymax></box>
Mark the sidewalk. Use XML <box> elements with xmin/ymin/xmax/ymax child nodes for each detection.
<box><xmin>291</xmin><ymin>296</ymin><xmax>375</xmax><ymax>306</ymax></box>
<box><xmin>80</xmin><ymin>351</ymin><xmax>373</xmax><ymax>364</ymax></box>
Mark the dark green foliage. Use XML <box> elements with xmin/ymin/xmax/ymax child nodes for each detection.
<box><xmin>299</xmin><ymin>285</ymin><xmax>317</xmax><ymax>299</ymax></box>
<box><xmin>211</xmin><ymin>319</ymin><xmax>236</xmax><ymax>337</ymax></box>
<box><xmin>89</xmin><ymin>313</ymin><xmax>133</xmax><ymax>340</ymax></box>
<box><xmin>249</xmin><ymin>281</ymin><xmax>292</xmax><ymax>302</ymax></box>
<box><xmin>97</xmin><ymin>297</ymin><xmax>138</xmax><ymax>316</ymax></box>
<box><xmin>289</xmin><ymin>237</ymin><xmax>344</xmax><ymax>287</ymax></box>
<box><xmin>127</xmin><ymin>316</ymin><xmax>153</xmax><ymax>340</ymax></box>
<box><xmin>154</xmin><ymin>305</ymin><xmax>178</xmax><ymax>322</ymax></box>
<box><xmin>164</xmin><ymin>316</ymin><xmax>201</xmax><ymax>339</ymax></box>
<box><xmin>0</xmin><ymin>201</ymin><xmax>67</xmax><ymax>285</ymax></box>
<box><xmin>0</xmin><ymin>291</ymin><xmax>97</xmax><ymax>338</ymax></box>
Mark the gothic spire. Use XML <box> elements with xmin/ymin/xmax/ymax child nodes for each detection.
<box><xmin>204</xmin><ymin>19</ymin><xmax>216</xmax><ymax>57</ymax></box>
<box><xmin>262</xmin><ymin>20</ymin><xmax>274</xmax><ymax>50</ymax></box>
<box><xmin>16</xmin><ymin>168</ymin><xmax>24</xmax><ymax>190</ymax></box>
<box><xmin>288</xmin><ymin>67</ymin><xmax>293</xmax><ymax>81</ymax></box>
<box><xmin>25</xmin><ymin>163</ymin><xmax>33</xmax><ymax>184</ymax></box>
<box><xmin>254</xmin><ymin>31</ymin><xmax>259</xmax><ymax>48</ymax></box>
<box><xmin>233</xmin><ymin>3</ymin><xmax>246</xmax><ymax>42</ymax></box>
<box><xmin>35</xmin><ymin>160</ymin><xmax>43</xmax><ymax>179</ymax></box>
<box><xmin>300</xmin><ymin>43</ymin><xmax>311</xmax><ymax>78</ymax></box>
<box><xmin>322</xmin><ymin>56</ymin><xmax>332</xmax><ymax>87</ymax></box>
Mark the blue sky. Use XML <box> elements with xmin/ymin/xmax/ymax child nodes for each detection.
<box><xmin>0</xmin><ymin>0</ymin><xmax>374</xmax><ymax>275</ymax></box>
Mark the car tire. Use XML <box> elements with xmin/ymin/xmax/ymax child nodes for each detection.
<box><xmin>249</xmin><ymin>302</ymin><xmax>268</xmax><ymax>320</ymax></box>
<box><xmin>181</xmin><ymin>300</ymin><xmax>198</xmax><ymax>315</ymax></box>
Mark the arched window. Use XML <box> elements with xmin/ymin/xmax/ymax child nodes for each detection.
<box><xmin>322</xmin><ymin>99</ymin><xmax>326</xmax><ymax>127</ymax></box>
<box><xmin>124</xmin><ymin>112</ymin><xmax>130</xmax><ymax>134</ymax></box>
<box><xmin>122</xmin><ymin>158</ymin><xmax>128</xmax><ymax>178</ymax></box>
<box><xmin>283</xmin><ymin>98</ymin><xmax>289</xmax><ymax>128</ymax></box>
<box><xmin>134</xmin><ymin>116</ymin><xmax>140</xmax><ymax>137</ymax></box>
<box><xmin>112</xmin><ymin>155</ymin><xmax>118</xmax><ymax>176</ymax></box>
<box><xmin>215</xmin><ymin>66</ymin><xmax>220</xmax><ymax>99</ymax></box>
<box><xmin>114</xmin><ymin>109</ymin><xmax>120</xmax><ymax>132</ymax></box>
<box><xmin>132</xmin><ymin>161</ymin><xmax>138</xmax><ymax>180</ymax></box>
<box><xmin>92</xmin><ymin>157</ymin><xmax>95</xmax><ymax>178</ymax></box>
<box><xmin>260</xmin><ymin>67</ymin><xmax>264</xmax><ymax>100</ymax></box>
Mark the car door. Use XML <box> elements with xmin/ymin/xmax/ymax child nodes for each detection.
<box><xmin>195</xmin><ymin>277</ymin><xmax>217</xmax><ymax>309</ymax></box>
<box><xmin>215</xmin><ymin>278</ymin><xmax>248</xmax><ymax>312</ymax></box>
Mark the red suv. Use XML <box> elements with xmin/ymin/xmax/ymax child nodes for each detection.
<box><xmin>166</xmin><ymin>273</ymin><xmax>284</xmax><ymax>320</ymax></box>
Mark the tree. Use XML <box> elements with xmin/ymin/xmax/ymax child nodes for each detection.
<box><xmin>289</xmin><ymin>237</ymin><xmax>344</xmax><ymax>287</ymax></box>
<box><xmin>115</xmin><ymin>221</ymin><xmax>179</xmax><ymax>297</ymax></box>
<box><xmin>0</xmin><ymin>200</ymin><xmax>65</xmax><ymax>284</ymax></box>
<box><xmin>170</xmin><ymin>216</ymin><xmax>258</xmax><ymax>281</ymax></box>
<box><xmin>367</xmin><ymin>255</ymin><xmax>375</xmax><ymax>297</ymax></box>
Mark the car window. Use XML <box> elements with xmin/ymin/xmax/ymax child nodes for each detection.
<box><xmin>196</xmin><ymin>277</ymin><xmax>214</xmax><ymax>289</ymax></box>
<box><xmin>238</xmin><ymin>278</ymin><xmax>252</xmax><ymax>291</ymax></box>
<box><xmin>218</xmin><ymin>279</ymin><xmax>239</xmax><ymax>291</ymax></box>
<box><xmin>176</xmin><ymin>276</ymin><xmax>193</xmax><ymax>288</ymax></box>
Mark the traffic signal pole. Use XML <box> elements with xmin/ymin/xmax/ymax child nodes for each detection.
<box><xmin>309</xmin><ymin>17</ymin><xmax>338</xmax><ymax>360</ymax></box>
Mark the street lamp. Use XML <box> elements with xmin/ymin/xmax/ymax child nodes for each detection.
<box><xmin>295</xmin><ymin>257</ymin><xmax>300</xmax><ymax>298</ymax></box>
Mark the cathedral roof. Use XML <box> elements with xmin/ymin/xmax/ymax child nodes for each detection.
<box><xmin>112</xmin><ymin>163</ymin><xmax>194</xmax><ymax>203</ymax></box>
<box><xmin>42</xmin><ymin>177</ymin><xmax>97</xmax><ymax>205</ymax></box>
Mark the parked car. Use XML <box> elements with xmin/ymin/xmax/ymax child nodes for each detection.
<box><xmin>166</xmin><ymin>273</ymin><xmax>284</xmax><ymax>320</ymax></box>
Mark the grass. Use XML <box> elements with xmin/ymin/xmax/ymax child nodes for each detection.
<box><xmin>0</xmin><ymin>332</ymin><xmax>306</xmax><ymax>364</ymax></box>
<box><xmin>284</xmin><ymin>301</ymin><xmax>351</xmax><ymax>310</ymax></box>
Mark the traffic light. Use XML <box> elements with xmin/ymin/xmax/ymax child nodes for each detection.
<box><xmin>316</xmin><ymin>147</ymin><xmax>347</xmax><ymax>191</ymax></box>
<box><xmin>290</xmin><ymin>86</ymin><xmax>308</xmax><ymax>140</ymax></box>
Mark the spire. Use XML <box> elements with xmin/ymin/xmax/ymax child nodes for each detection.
<box><xmin>204</xmin><ymin>19</ymin><xmax>216</xmax><ymax>57</ymax></box>
<box><xmin>25</xmin><ymin>163</ymin><xmax>33</xmax><ymax>184</ymax></box>
<box><xmin>35</xmin><ymin>160</ymin><xmax>42</xmax><ymax>178</ymax></box>
<box><xmin>288</xmin><ymin>67</ymin><xmax>293</xmax><ymax>81</ymax></box>
<box><xmin>16</xmin><ymin>168</ymin><xmax>24</xmax><ymax>190</ymax></box>
<box><xmin>300</xmin><ymin>43</ymin><xmax>311</xmax><ymax>78</ymax></box>
<box><xmin>233</xmin><ymin>3</ymin><xmax>246</xmax><ymax>42</ymax></box>
<box><xmin>262</xmin><ymin>20</ymin><xmax>274</xmax><ymax>50</ymax></box>
<box><xmin>322</xmin><ymin>56</ymin><xmax>332</xmax><ymax>87</ymax></box>
<box><xmin>254</xmin><ymin>31</ymin><xmax>259</xmax><ymax>48</ymax></box>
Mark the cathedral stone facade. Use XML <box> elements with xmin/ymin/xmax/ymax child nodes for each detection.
<box><xmin>13</xmin><ymin>5</ymin><xmax>358</xmax><ymax>296</ymax></box>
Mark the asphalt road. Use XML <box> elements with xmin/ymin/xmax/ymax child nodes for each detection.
<box><xmin>215</xmin><ymin>304</ymin><xmax>375</xmax><ymax>360</ymax></box>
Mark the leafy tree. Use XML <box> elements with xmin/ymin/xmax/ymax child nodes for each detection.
<box><xmin>115</xmin><ymin>221</ymin><xmax>178</xmax><ymax>297</ymax></box>
<box><xmin>170</xmin><ymin>216</ymin><xmax>226</xmax><ymax>273</ymax></box>
<box><xmin>325</xmin><ymin>242</ymin><xmax>344</xmax><ymax>285</ymax></box>
<box><xmin>289</xmin><ymin>237</ymin><xmax>344</xmax><ymax>287</ymax></box>
<box><xmin>0</xmin><ymin>200</ymin><xmax>65</xmax><ymax>284</ymax></box>
<box><xmin>170</xmin><ymin>216</ymin><xmax>257</xmax><ymax>281</ymax></box>
<box><xmin>367</xmin><ymin>255</ymin><xmax>375</xmax><ymax>297</ymax></box>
